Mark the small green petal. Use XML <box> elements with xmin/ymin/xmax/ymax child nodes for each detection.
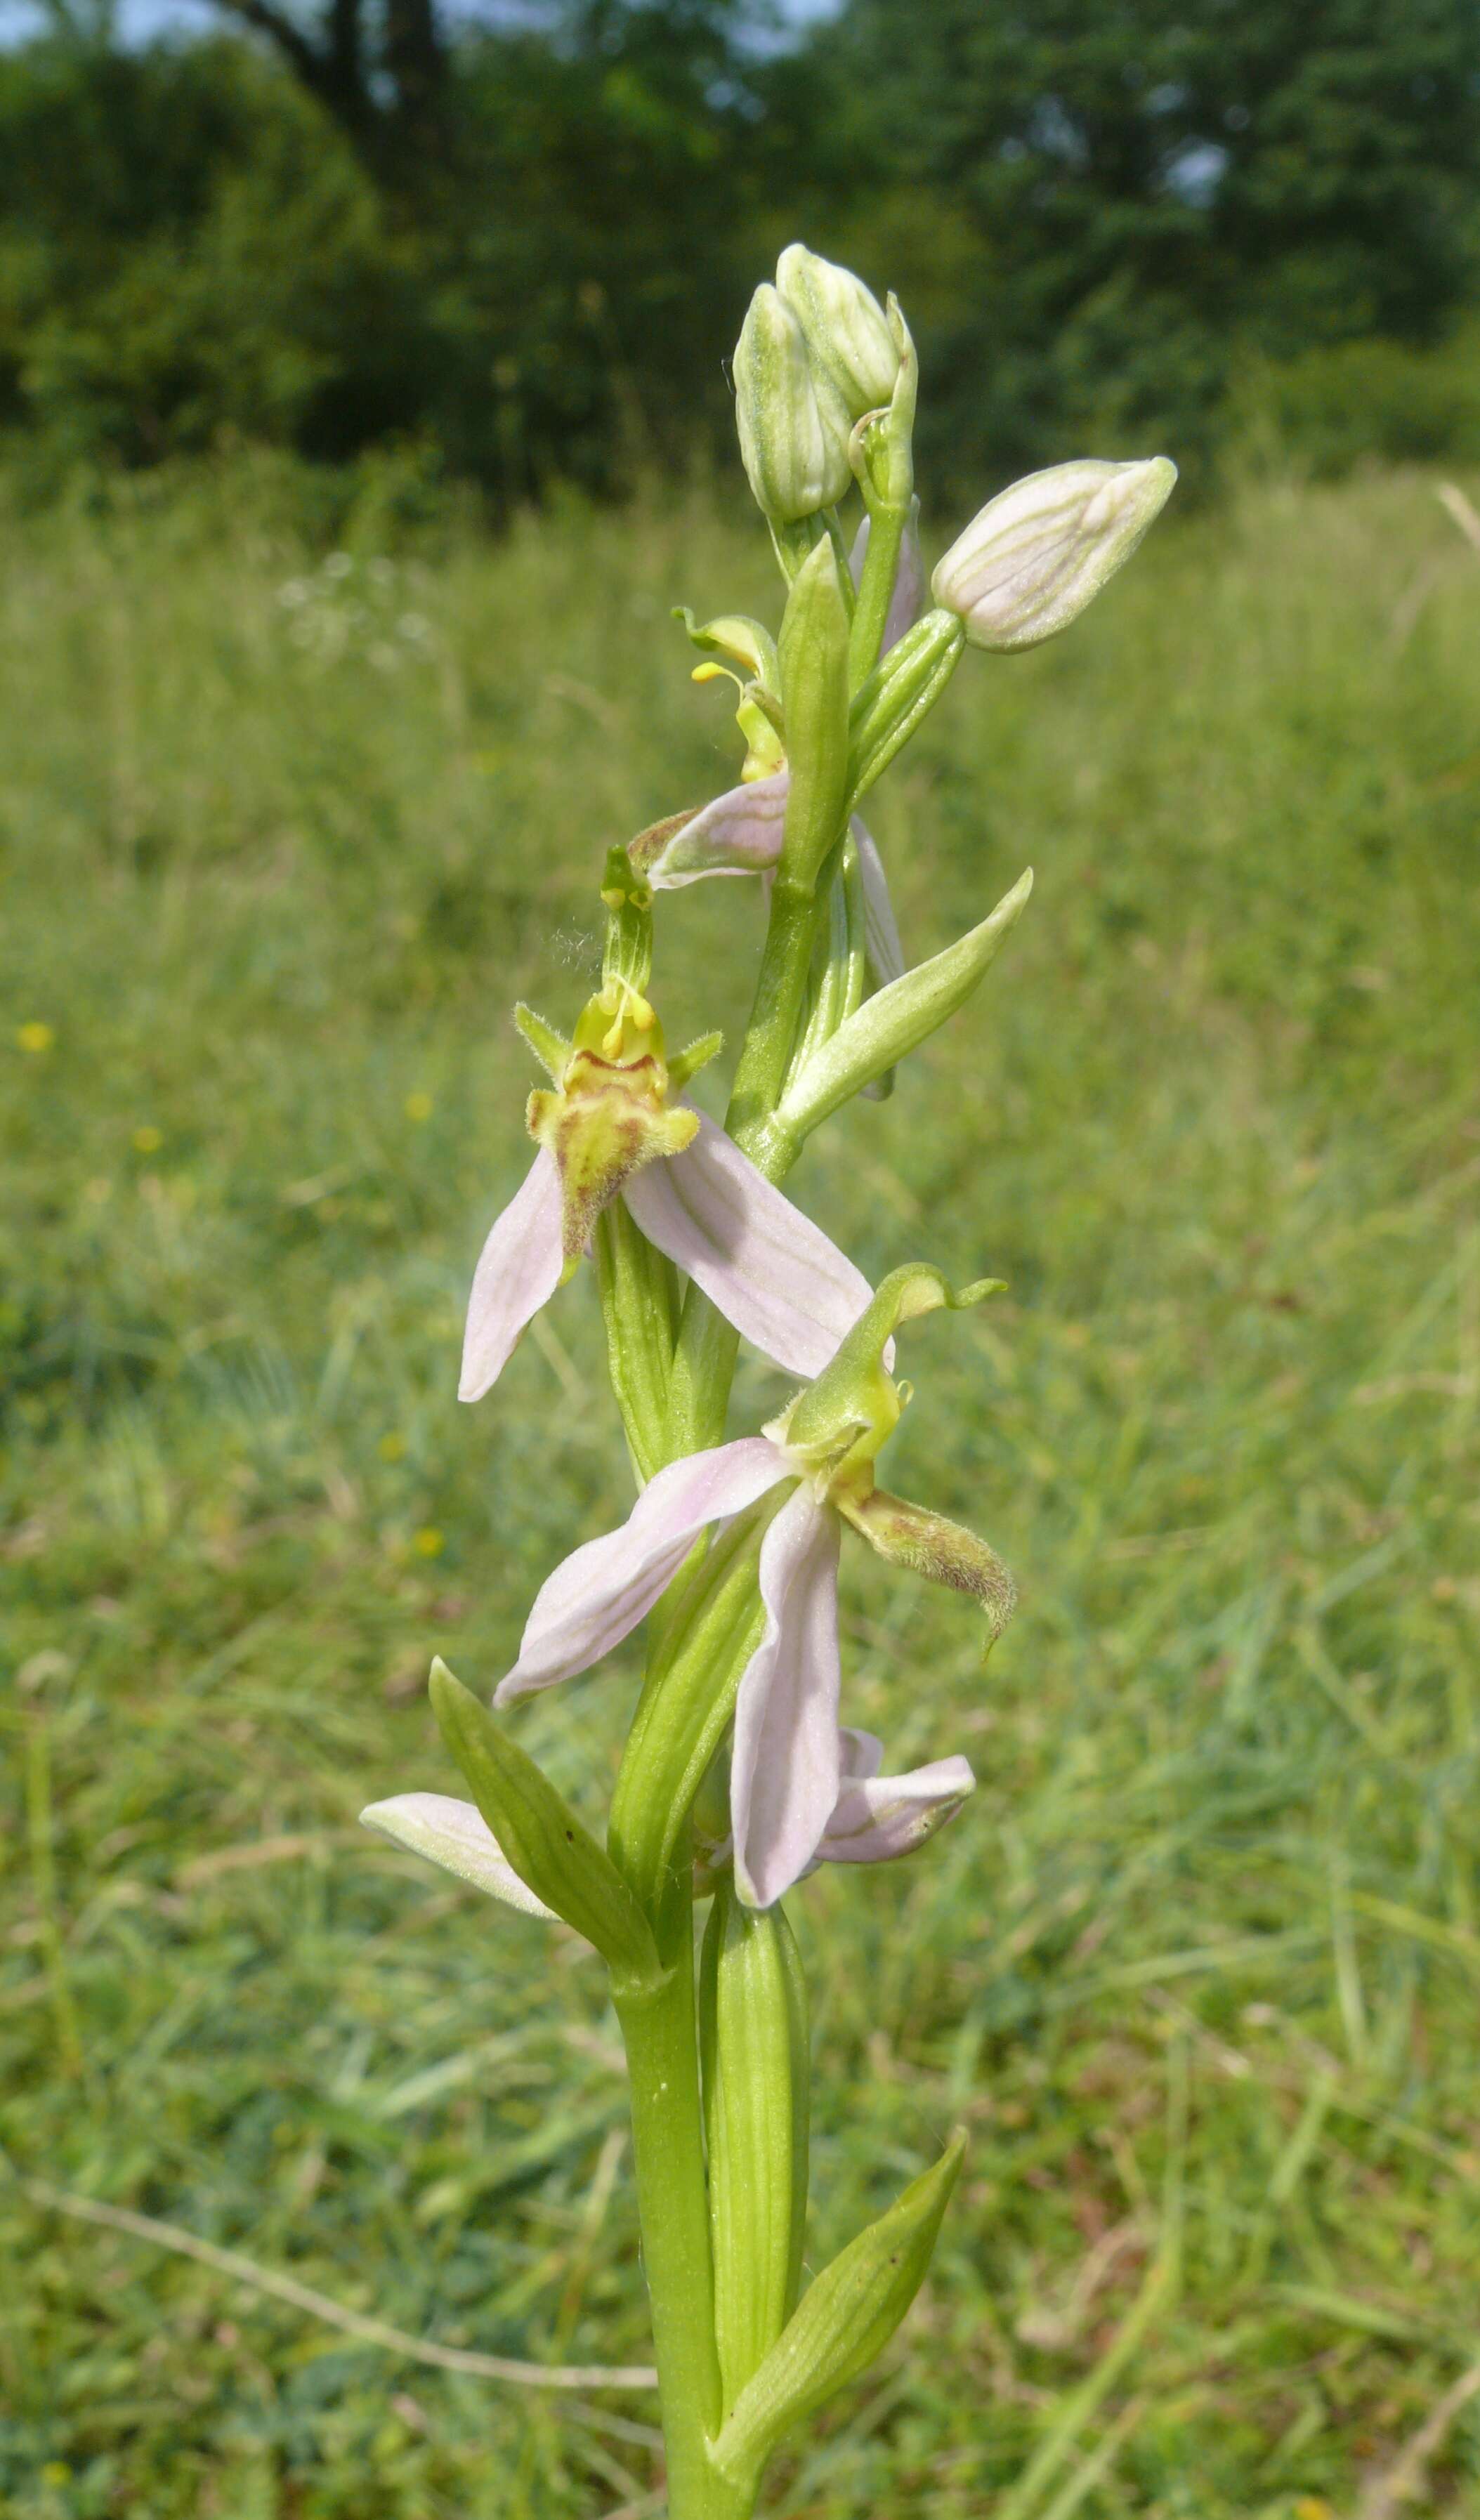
<box><xmin>783</xmin><ymin>1264</ymin><xmax>1002</xmax><ymax>1469</ymax></box>
<box><xmin>668</xmin><ymin>1030</ymin><xmax>724</xmax><ymax>1089</ymax></box>
<box><xmin>513</xmin><ymin>1002</ymin><xmax>571</xmax><ymax>1083</ymax></box>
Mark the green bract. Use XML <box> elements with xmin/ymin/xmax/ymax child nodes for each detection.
<box><xmin>775</xmin><ymin>536</ymin><xmax>851</xmax><ymax>898</ymax></box>
<box><xmin>709</xmin><ymin>2132</ymin><xmax>967</xmax><ymax>2498</ymax></box>
<box><xmin>428</xmin><ymin>1662</ymin><xmax>662</xmax><ymax>1990</ymax></box>
<box><xmin>771</xmin><ymin>867</ymin><xmax>1034</xmax><ymax>1152</ymax></box>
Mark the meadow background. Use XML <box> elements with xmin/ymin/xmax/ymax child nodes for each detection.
<box><xmin>3</xmin><ymin>459</ymin><xmax>1479</xmax><ymax>2519</ymax></box>
<box><xmin>4</xmin><ymin>2</ymin><xmax>1480</xmax><ymax>2516</ymax></box>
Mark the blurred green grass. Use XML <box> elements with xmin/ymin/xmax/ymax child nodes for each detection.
<box><xmin>2</xmin><ymin>461</ymin><xmax>1479</xmax><ymax>2520</ymax></box>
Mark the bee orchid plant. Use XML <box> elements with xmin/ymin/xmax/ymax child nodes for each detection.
<box><xmin>360</xmin><ymin>247</ymin><xmax>1174</xmax><ymax>2517</ymax></box>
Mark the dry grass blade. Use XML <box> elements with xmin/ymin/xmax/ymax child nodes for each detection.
<box><xmin>991</xmin><ymin>2045</ymin><xmax>1187</xmax><ymax>2520</ymax></box>
<box><xmin>1358</xmin><ymin>2356</ymin><xmax>1480</xmax><ymax>2520</ymax></box>
<box><xmin>20</xmin><ymin>2177</ymin><xmax>657</xmax><ymax>2391</ymax></box>
<box><xmin>1436</xmin><ymin>480</ymin><xmax>1480</xmax><ymax>558</ymax></box>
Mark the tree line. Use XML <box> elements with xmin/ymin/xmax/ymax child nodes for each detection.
<box><xmin>2</xmin><ymin>0</ymin><xmax>1477</xmax><ymax>504</ymax></box>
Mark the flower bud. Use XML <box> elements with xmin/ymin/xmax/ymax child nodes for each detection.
<box><xmin>733</xmin><ymin>282</ymin><xmax>853</xmax><ymax>523</ymax></box>
<box><xmin>711</xmin><ymin>2131</ymin><xmax>967</xmax><ymax>2498</ymax></box>
<box><xmin>775</xmin><ymin>243</ymin><xmax>899</xmax><ymax>422</ymax></box>
<box><xmin>932</xmin><ymin>457</ymin><xmax>1177</xmax><ymax>652</ymax></box>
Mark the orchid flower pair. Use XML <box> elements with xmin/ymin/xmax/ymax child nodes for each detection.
<box><xmin>431</xmin><ymin>914</ymin><xmax>1006</xmax><ymax>1910</ymax></box>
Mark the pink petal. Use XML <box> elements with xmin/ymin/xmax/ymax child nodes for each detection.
<box><xmin>852</xmin><ymin>819</ymin><xmax>905</xmax><ymax>987</ymax></box>
<box><xmin>360</xmin><ymin>1792</ymin><xmax>562</xmax><ymax>1921</ymax></box>
<box><xmin>624</xmin><ymin>1109</ymin><xmax>876</xmax><ymax>1380</ymax></box>
<box><xmin>837</xmin><ymin>1726</ymin><xmax>884</xmax><ymax>1785</ymax></box>
<box><xmin>818</xmin><ymin>1751</ymin><xmax>976</xmax><ymax>1865</ymax></box>
<box><xmin>495</xmin><ymin>1436</ymin><xmax>788</xmax><ymax>1705</ymax></box>
<box><xmin>731</xmin><ymin>1485</ymin><xmax>842</xmax><ymax>1908</ymax></box>
<box><xmin>849</xmin><ymin>508</ymin><xmax>926</xmax><ymax>656</ymax></box>
<box><xmin>643</xmin><ymin>773</ymin><xmax>790</xmax><ymax>888</ymax></box>
<box><xmin>459</xmin><ymin>1148</ymin><xmax>565</xmax><ymax>1404</ymax></box>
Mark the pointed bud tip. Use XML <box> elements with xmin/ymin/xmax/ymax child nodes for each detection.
<box><xmin>775</xmin><ymin>242</ymin><xmax>899</xmax><ymax>423</ymax></box>
<box><xmin>734</xmin><ymin>279</ymin><xmax>853</xmax><ymax>521</ymax></box>
<box><xmin>934</xmin><ymin>457</ymin><xmax>1179</xmax><ymax>651</ymax></box>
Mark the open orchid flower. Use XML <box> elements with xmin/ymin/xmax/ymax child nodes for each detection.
<box><xmin>460</xmin><ymin>972</ymin><xmax>879</xmax><ymax>1403</ymax></box>
<box><xmin>493</xmin><ymin>1264</ymin><xmax>1014</xmax><ymax>1907</ymax></box>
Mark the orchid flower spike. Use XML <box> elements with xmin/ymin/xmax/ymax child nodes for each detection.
<box><xmin>460</xmin><ymin>952</ymin><xmax>879</xmax><ymax>1403</ymax></box>
<box><xmin>492</xmin><ymin>1263</ymin><xmax>1014</xmax><ymax>1907</ymax></box>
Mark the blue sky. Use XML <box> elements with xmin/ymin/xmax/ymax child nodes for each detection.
<box><xmin>0</xmin><ymin>0</ymin><xmax>839</xmax><ymax>47</ymax></box>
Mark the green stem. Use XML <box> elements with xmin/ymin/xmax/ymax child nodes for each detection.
<box><xmin>615</xmin><ymin>1889</ymin><xmax>754</xmax><ymax>2520</ymax></box>
<box><xmin>612</xmin><ymin>543</ymin><xmax>860</xmax><ymax>2508</ymax></box>
<box><xmin>847</xmin><ymin>499</ymin><xmax>906</xmax><ymax>688</ymax></box>
<box><xmin>724</xmin><ymin>879</ymin><xmax>826</xmax><ymax>1150</ymax></box>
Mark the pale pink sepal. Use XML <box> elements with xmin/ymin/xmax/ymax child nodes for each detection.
<box><xmin>852</xmin><ymin>819</ymin><xmax>905</xmax><ymax>986</ymax></box>
<box><xmin>495</xmin><ymin>1436</ymin><xmax>788</xmax><ymax>1706</ymax></box>
<box><xmin>731</xmin><ymin>1483</ymin><xmax>843</xmax><ymax>1909</ymax></box>
<box><xmin>644</xmin><ymin>772</ymin><xmax>790</xmax><ymax>889</ymax></box>
<box><xmin>360</xmin><ymin>1792</ymin><xmax>563</xmax><ymax>1922</ymax></box>
<box><xmin>624</xmin><ymin>1109</ymin><xmax>877</xmax><ymax>1381</ymax></box>
<box><xmin>816</xmin><ymin>1729</ymin><xmax>976</xmax><ymax>1865</ymax></box>
<box><xmin>849</xmin><ymin>509</ymin><xmax>926</xmax><ymax>657</ymax></box>
<box><xmin>459</xmin><ymin>1148</ymin><xmax>565</xmax><ymax>1404</ymax></box>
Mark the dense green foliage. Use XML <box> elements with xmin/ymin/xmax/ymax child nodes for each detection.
<box><xmin>811</xmin><ymin>0</ymin><xmax>1480</xmax><ymax>483</ymax></box>
<box><xmin>0</xmin><ymin>15</ymin><xmax>761</xmax><ymax>497</ymax></box>
<box><xmin>4</xmin><ymin>460</ymin><xmax>1479</xmax><ymax>2514</ymax></box>
<box><xmin>1</xmin><ymin>0</ymin><xmax>1479</xmax><ymax>497</ymax></box>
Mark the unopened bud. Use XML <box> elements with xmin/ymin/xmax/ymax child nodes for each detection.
<box><xmin>775</xmin><ymin>243</ymin><xmax>899</xmax><ymax>421</ymax></box>
<box><xmin>932</xmin><ymin>457</ymin><xmax>1177</xmax><ymax>651</ymax></box>
<box><xmin>733</xmin><ymin>283</ymin><xmax>852</xmax><ymax>523</ymax></box>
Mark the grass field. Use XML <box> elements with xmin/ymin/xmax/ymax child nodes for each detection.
<box><xmin>3</xmin><ymin>456</ymin><xmax>1479</xmax><ymax>2520</ymax></box>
